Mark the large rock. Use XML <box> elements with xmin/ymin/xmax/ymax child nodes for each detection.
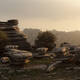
<box><xmin>0</xmin><ymin>19</ymin><xmax>32</xmax><ymax>51</ymax></box>
<box><xmin>4</xmin><ymin>49</ymin><xmax>32</xmax><ymax>64</ymax></box>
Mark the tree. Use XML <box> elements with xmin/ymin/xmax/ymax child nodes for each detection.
<box><xmin>35</xmin><ymin>31</ymin><xmax>56</xmax><ymax>51</ymax></box>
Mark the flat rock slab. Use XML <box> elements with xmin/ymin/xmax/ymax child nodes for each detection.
<box><xmin>24</xmin><ymin>64</ymin><xmax>47</xmax><ymax>70</ymax></box>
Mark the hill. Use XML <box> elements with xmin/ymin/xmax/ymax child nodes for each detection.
<box><xmin>23</xmin><ymin>29</ymin><xmax>80</xmax><ymax>46</ymax></box>
<box><xmin>51</xmin><ymin>30</ymin><xmax>80</xmax><ymax>46</ymax></box>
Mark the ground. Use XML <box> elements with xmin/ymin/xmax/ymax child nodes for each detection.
<box><xmin>0</xmin><ymin>58</ymin><xmax>80</xmax><ymax>80</ymax></box>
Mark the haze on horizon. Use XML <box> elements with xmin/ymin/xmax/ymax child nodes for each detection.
<box><xmin>0</xmin><ymin>0</ymin><xmax>80</xmax><ymax>31</ymax></box>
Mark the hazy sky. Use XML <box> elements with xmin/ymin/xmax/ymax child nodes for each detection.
<box><xmin>0</xmin><ymin>0</ymin><xmax>80</xmax><ymax>31</ymax></box>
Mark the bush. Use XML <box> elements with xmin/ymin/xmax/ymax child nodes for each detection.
<box><xmin>35</xmin><ymin>31</ymin><xmax>56</xmax><ymax>51</ymax></box>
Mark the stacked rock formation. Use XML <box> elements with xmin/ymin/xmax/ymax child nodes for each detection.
<box><xmin>0</xmin><ymin>20</ymin><xmax>31</xmax><ymax>51</ymax></box>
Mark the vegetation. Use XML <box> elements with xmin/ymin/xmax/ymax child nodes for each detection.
<box><xmin>35</xmin><ymin>31</ymin><xmax>56</xmax><ymax>51</ymax></box>
<box><xmin>0</xmin><ymin>30</ymin><xmax>8</xmax><ymax>53</ymax></box>
<box><xmin>0</xmin><ymin>60</ymin><xmax>79</xmax><ymax>80</ymax></box>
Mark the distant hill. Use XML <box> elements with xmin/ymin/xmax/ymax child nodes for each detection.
<box><xmin>51</xmin><ymin>30</ymin><xmax>80</xmax><ymax>46</ymax></box>
<box><xmin>23</xmin><ymin>29</ymin><xmax>80</xmax><ymax>46</ymax></box>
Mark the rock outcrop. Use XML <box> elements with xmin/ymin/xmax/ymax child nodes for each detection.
<box><xmin>0</xmin><ymin>19</ymin><xmax>31</xmax><ymax>51</ymax></box>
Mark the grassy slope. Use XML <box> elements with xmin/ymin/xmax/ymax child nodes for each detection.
<box><xmin>0</xmin><ymin>58</ymin><xmax>80</xmax><ymax>80</ymax></box>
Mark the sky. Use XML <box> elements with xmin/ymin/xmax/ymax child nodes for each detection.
<box><xmin>0</xmin><ymin>0</ymin><xmax>80</xmax><ymax>31</ymax></box>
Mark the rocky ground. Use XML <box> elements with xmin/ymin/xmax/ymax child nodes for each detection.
<box><xmin>0</xmin><ymin>58</ymin><xmax>80</xmax><ymax>80</ymax></box>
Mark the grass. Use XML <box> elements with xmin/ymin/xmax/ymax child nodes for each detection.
<box><xmin>0</xmin><ymin>58</ymin><xmax>80</xmax><ymax>80</ymax></box>
<box><xmin>1</xmin><ymin>67</ymin><xmax>80</xmax><ymax>80</ymax></box>
<box><xmin>26</xmin><ymin>57</ymin><xmax>53</xmax><ymax>65</ymax></box>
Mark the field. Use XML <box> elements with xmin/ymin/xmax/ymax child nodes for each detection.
<box><xmin>0</xmin><ymin>58</ymin><xmax>80</xmax><ymax>80</ymax></box>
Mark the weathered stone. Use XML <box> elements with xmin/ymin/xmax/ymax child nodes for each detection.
<box><xmin>8</xmin><ymin>70</ymin><xmax>15</xmax><ymax>74</ymax></box>
<box><xmin>73</xmin><ymin>67</ymin><xmax>80</xmax><ymax>70</ymax></box>
<box><xmin>46</xmin><ymin>61</ymin><xmax>62</xmax><ymax>72</ymax></box>
<box><xmin>0</xmin><ymin>19</ymin><xmax>31</xmax><ymax>51</ymax></box>
<box><xmin>75</xmin><ymin>77</ymin><xmax>80</xmax><ymax>80</ymax></box>
<box><xmin>1</xmin><ymin>57</ymin><xmax>10</xmax><ymax>64</ymax></box>
<box><xmin>1</xmin><ymin>75</ymin><xmax>8</xmax><ymax>80</ymax></box>
<box><xmin>16</xmin><ymin>69</ymin><xmax>25</xmax><ymax>73</ymax></box>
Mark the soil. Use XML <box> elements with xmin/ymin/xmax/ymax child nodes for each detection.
<box><xmin>0</xmin><ymin>59</ymin><xmax>80</xmax><ymax>80</ymax></box>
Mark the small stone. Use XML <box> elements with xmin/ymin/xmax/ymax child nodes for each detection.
<box><xmin>23</xmin><ymin>75</ymin><xmax>28</xmax><ymax>78</ymax></box>
<box><xmin>1</xmin><ymin>75</ymin><xmax>8</xmax><ymax>80</ymax></box>
<box><xmin>75</xmin><ymin>77</ymin><xmax>80</xmax><ymax>80</ymax></box>
<box><xmin>65</xmin><ymin>67</ymin><xmax>73</xmax><ymax>70</ymax></box>
<box><xmin>3</xmin><ymin>77</ymin><xmax>8</xmax><ymax>80</ymax></box>
<box><xmin>16</xmin><ymin>69</ymin><xmax>24</xmax><ymax>73</ymax></box>
<box><xmin>0</xmin><ymin>72</ymin><xmax>2</xmax><ymax>75</ymax></box>
<box><xmin>58</xmin><ymin>79</ymin><xmax>65</xmax><ymax>80</ymax></box>
<box><xmin>48</xmin><ymin>75</ymin><xmax>52</xmax><ymax>78</ymax></box>
<box><xmin>8</xmin><ymin>70</ymin><xmax>14</xmax><ymax>74</ymax></box>
<box><xmin>51</xmin><ymin>72</ymin><xmax>57</xmax><ymax>75</ymax></box>
<box><xmin>73</xmin><ymin>67</ymin><xmax>80</xmax><ymax>70</ymax></box>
